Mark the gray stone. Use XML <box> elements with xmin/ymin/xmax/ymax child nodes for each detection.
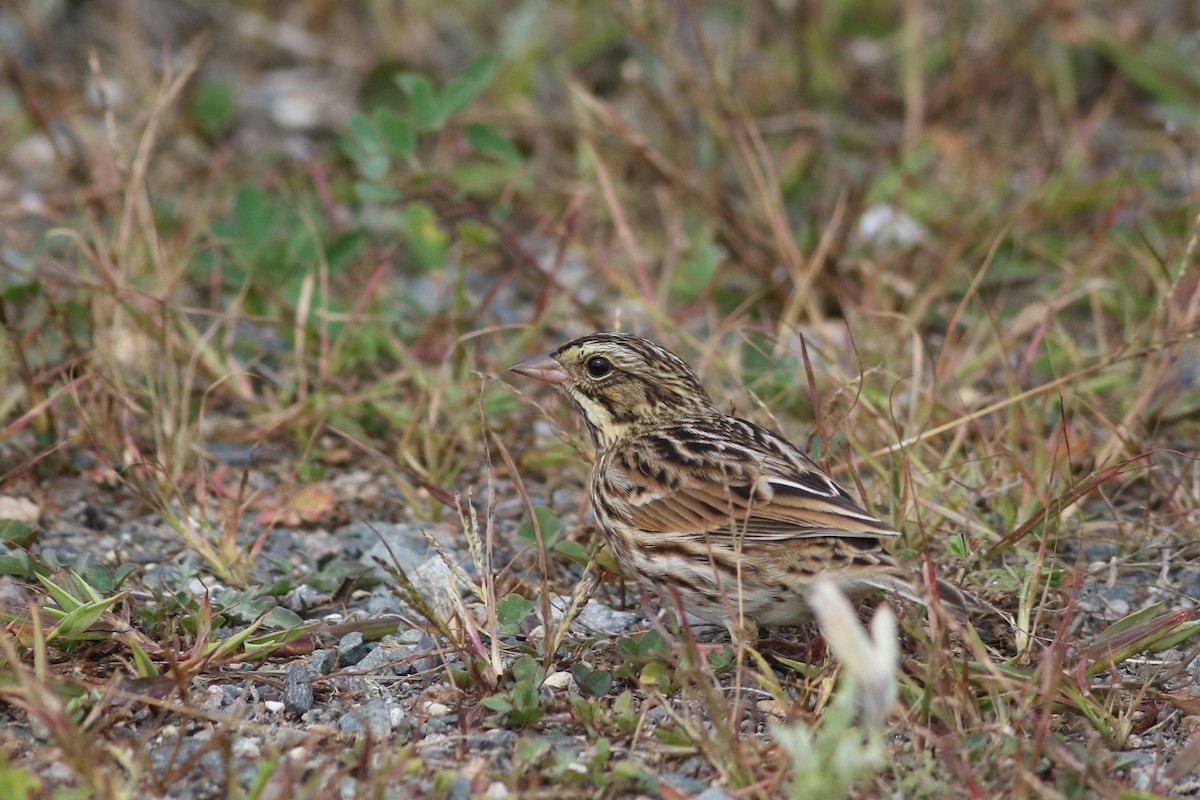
<box><xmin>410</xmin><ymin>633</ymin><xmax>441</xmax><ymax>674</ymax></box>
<box><xmin>551</xmin><ymin>595</ymin><xmax>640</xmax><ymax>635</ymax></box>
<box><xmin>363</xmin><ymin>591</ymin><xmax>406</xmax><ymax>616</ymax></box>
<box><xmin>337</xmin><ymin>698</ymin><xmax>392</xmax><ymax>738</ymax></box>
<box><xmin>1082</xmin><ymin>581</ymin><xmax>1138</xmax><ymax>617</ymax></box>
<box><xmin>150</xmin><ymin>732</ymin><xmax>212</xmax><ymax>775</ymax></box>
<box><xmin>644</xmin><ymin>707</ymin><xmax>668</xmax><ymax>725</ymax></box>
<box><xmin>355</xmin><ymin>645</ymin><xmax>396</xmax><ymax>676</ymax></box>
<box><xmin>473</xmin><ymin>728</ymin><xmax>517</xmax><ymax>756</ymax></box>
<box><xmin>334</xmin><ymin>671</ymin><xmax>370</xmax><ymax>695</ymax></box>
<box><xmin>283</xmin><ymin>661</ymin><xmax>315</xmax><ymax>715</ymax></box>
<box><xmin>386</xmin><ymin>643</ymin><xmax>421</xmax><ymax>676</ymax></box>
<box><xmin>694</xmin><ymin>788</ymin><xmax>734</xmax><ymax>800</ymax></box>
<box><xmin>447</xmin><ymin>773</ymin><xmax>472</xmax><ymax>800</ymax></box>
<box><xmin>309</xmin><ymin>648</ymin><xmax>337</xmax><ymax>675</ymax></box>
<box><xmin>42</xmin><ymin>761</ymin><xmax>74</xmax><ymax>784</ymax></box>
<box><xmin>356</xmin><ymin>522</ymin><xmax>435</xmax><ymax>571</ymax></box>
<box><xmin>337</xmin><ymin>631</ymin><xmax>371</xmax><ymax>664</ymax></box>
<box><xmin>412</xmin><ymin>556</ymin><xmax>458</xmax><ymax>613</ymax></box>
<box><xmin>205</xmin><ymin>441</ymin><xmax>255</xmax><ymax>466</ymax></box>
<box><xmin>423</xmin><ymin>716</ymin><xmax>451</xmax><ymax>734</ymax></box>
<box><xmin>661</xmin><ymin>773</ymin><xmax>708</xmax><ymax>795</ymax></box>
<box><xmin>394</xmin><ymin>627</ymin><xmax>425</xmax><ymax>645</ymax></box>
<box><xmin>285</xmin><ymin>584</ymin><xmax>321</xmax><ymax>608</ymax></box>
<box><xmin>1117</xmin><ymin>750</ymin><xmax>1158</xmax><ymax>793</ymax></box>
<box><xmin>221</xmin><ymin>683</ymin><xmax>245</xmax><ymax>706</ymax></box>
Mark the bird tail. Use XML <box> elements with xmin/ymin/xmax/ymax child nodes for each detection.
<box><xmin>931</xmin><ymin>577</ymin><xmax>1010</xmax><ymax>623</ymax></box>
<box><xmin>867</xmin><ymin>573</ymin><xmax>1012</xmax><ymax>627</ymax></box>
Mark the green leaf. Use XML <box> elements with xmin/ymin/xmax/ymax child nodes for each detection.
<box><xmin>496</xmin><ymin>593</ymin><xmax>535</xmax><ymax>629</ymax></box>
<box><xmin>401</xmin><ymin>202</ymin><xmax>448</xmax><ymax>270</ymax></box>
<box><xmin>554</xmin><ymin>539</ymin><xmax>590</xmax><ymax>567</ymax></box>
<box><xmin>0</xmin><ymin>520</ymin><xmax>36</xmax><ymax>548</ymax></box>
<box><xmin>1146</xmin><ymin>619</ymin><xmax>1200</xmax><ymax>653</ymax></box>
<box><xmin>1101</xmin><ymin>603</ymin><xmax>1162</xmax><ymax>638</ymax></box>
<box><xmin>464</xmin><ymin>122</ymin><xmax>521</xmax><ymax>165</ymax></box>
<box><xmin>571</xmin><ymin>663</ymin><xmax>612</xmax><ymax>697</ymax></box>
<box><xmin>359</xmin><ymin>154</ymin><xmax>390</xmax><ymax>182</ymax></box>
<box><xmin>395</xmin><ymin>74</ymin><xmax>441</xmax><ymax>130</ymax></box>
<box><xmin>1089</xmin><ymin>31</ymin><xmax>1198</xmax><ymax>106</ymax></box>
<box><xmin>36</xmin><ymin>572</ymin><xmax>82</xmax><ymax>612</ymax></box>
<box><xmin>0</xmin><ymin>281</ymin><xmax>40</xmax><ymax>304</ymax></box>
<box><xmin>129</xmin><ymin>638</ymin><xmax>157</xmax><ymax>678</ymax></box>
<box><xmin>589</xmin><ymin>737</ymin><xmax>612</xmax><ymax>768</ymax></box>
<box><xmin>326</xmin><ymin>230</ymin><xmax>366</xmax><ymax>272</ymax></box>
<box><xmin>612</xmin><ymin>690</ymin><xmax>634</xmax><ymax>720</ymax></box>
<box><xmin>264</xmin><ymin>606</ymin><xmax>303</xmax><ymax>629</ymax></box>
<box><xmin>514</xmin><ymin>736</ymin><xmax>551</xmax><ymax>764</ymax></box>
<box><xmin>229</xmin><ymin>185</ymin><xmax>283</xmax><ymax>259</ymax></box>
<box><xmin>1082</xmin><ymin>607</ymin><xmax>1197</xmax><ymax>677</ymax></box>
<box><xmin>509</xmin><ymin>680</ymin><xmax>543</xmax><ymax>723</ymax></box>
<box><xmin>569</xmin><ymin>695</ymin><xmax>600</xmax><ymax>724</ymax></box>
<box><xmin>612</xmin><ymin>759</ymin><xmax>651</xmax><ymax>785</ymax></box>
<box><xmin>512</xmin><ymin>655</ymin><xmax>544</xmax><ymax>684</ymax></box>
<box><xmin>82</xmin><ymin>563</ymin><xmax>114</xmax><ymax>594</ymax></box>
<box><xmin>377</xmin><ymin>108</ymin><xmax>417</xmax><ymax>158</ymax></box>
<box><xmin>639</xmin><ymin>660</ymin><xmax>672</xmax><ymax>688</ymax></box>
<box><xmin>670</xmin><ymin>240</ymin><xmax>720</xmax><ymax>300</ymax></box>
<box><xmin>636</xmin><ymin>629</ymin><xmax>668</xmax><ymax>659</ymax></box>
<box><xmin>46</xmin><ymin>592</ymin><xmax>126</xmax><ymax>643</ymax></box>
<box><xmin>0</xmin><ymin>751</ymin><xmax>42</xmax><ymax>800</ymax></box>
<box><xmin>191</xmin><ymin>78</ymin><xmax>236</xmax><ymax>139</ymax></box>
<box><xmin>243</xmin><ymin>622</ymin><xmax>321</xmax><ymax>658</ymax></box>
<box><xmin>947</xmin><ymin>533</ymin><xmax>969</xmax><ymax>559</ymax></box>
<box><xmin>440</xmin><ymin>55</ymin><xmax>497</xmax><ymax>118</ymax></box>
<box><xmin>111</xmin><ymin>563</ymin><xmax>139</xmax><ymax>589</ymax></box>
<box><xmin>516</xmin><ymin>506</ymin><xmax>563</xmax><ymax>550</ymax></box>
<box><xmin>347</xmin><ymin>112</ymin><xmax>382</xmax><ymax>154</ymax></box>
<box><xmin>0</xmin><ymin>553</ymin><xmax>38</xmax><ymax>577</ymax></box>
<box><xmin>449</xmin><ymin>160</ymin><xmax>522</xmax><ymax>194</ymax></box>
<box><xmin>481</xmin><ymin>694</ymin><xmax>513</xmax><ymax>713</ymax></box>
<box><xmin>354</xmin><ymin>181</ymin><xmax>402</xmax><ymax>203</ymax></box>
<box><xmin>706</xmin><ymin>645</ymin><xmax>735</xmax><ymax>671</ymax></box>
<box><xmin>653</xmin><ymin>726</ymin><xmax>690</xmax><ymax>746</ymax></box>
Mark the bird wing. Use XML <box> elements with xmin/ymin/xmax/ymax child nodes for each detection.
<box><xmin>600</xmin><ymin>419</ymin><xmax>900</xmax><ymax>543</ymax></box>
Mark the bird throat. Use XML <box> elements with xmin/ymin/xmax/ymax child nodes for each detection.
<box><xmin>564</xmin><ymin>390</ymin><xmax>635</xmax><ymax>450</ymax></box>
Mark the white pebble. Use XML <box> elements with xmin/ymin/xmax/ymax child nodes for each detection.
<box><xmin>233</xmin><ymin>738</ymin><xmax>261</xmax><ymax>759</ymax></box>
<box><xmin>543</xmin><ymin>671</ymin><xmax>572</xmax><ymax>690</ymax></box>
<box><xmin>424</xmin><ymin>702</ymin><xmax>452</xmax><ymax>717</ymax></box>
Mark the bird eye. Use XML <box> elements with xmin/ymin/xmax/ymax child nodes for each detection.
<box><xmin>585</xmin><ymin>356</ymin><xmax>612</xmax><ymax>378</ymax></box>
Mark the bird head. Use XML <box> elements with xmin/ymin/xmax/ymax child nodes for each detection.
<box><xmin>510</xmin><ymin>332</ymin><xmax>715</xmax><ymax>449</ymax></box>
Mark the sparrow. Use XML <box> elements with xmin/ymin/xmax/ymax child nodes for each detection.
<box><xmin>511</xmin><ymin>331</ymin><xmax>988</xmax><ymax>641</ymax></box>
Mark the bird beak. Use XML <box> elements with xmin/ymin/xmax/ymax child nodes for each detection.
<box><xmin>508</xmin><ymin>352</ymin><xmax>568</xmax><ymax>384</ymax></box>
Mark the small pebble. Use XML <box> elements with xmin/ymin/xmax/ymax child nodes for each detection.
<box><xmin>447</xmin><ymin>773</ymin><xmax>472</xmax><ymax>800</ymax></box>
<box><xmin>233</xmin><ymin>738</ymin><xmax>261</xmax><ymax>759</ymax></box>
<box><xmin>424</xmin><ymin>702</ymin><xmax>452</xmax><ymax>717</ymax></box>
<box><xmin>283</xmin><ymin>661</ymin><xmax>315</xmax><ymax>715</ymax></box>
<box><xmin>543</xmin><ymin>671</ymin><xmax>572</xmax><ymax>690</ymax></box>
<box><xmin>756</xmin><ymin>700</ymin><xmax>787</xmax><ymax>717</ymax></box>
<box><xmin>338</xmin><ymin>698</ymin><xmax>392</xmax><ymax>737</ymax></box>
<box><xmin>338</xmin><ymin>632</ymin><xmax>371</xmax><ymax>664</ymax></box>
<box><xmin>309</xmin><ymin>649</ymin><xmax>337</xmax><ymax>675</ymax></box>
